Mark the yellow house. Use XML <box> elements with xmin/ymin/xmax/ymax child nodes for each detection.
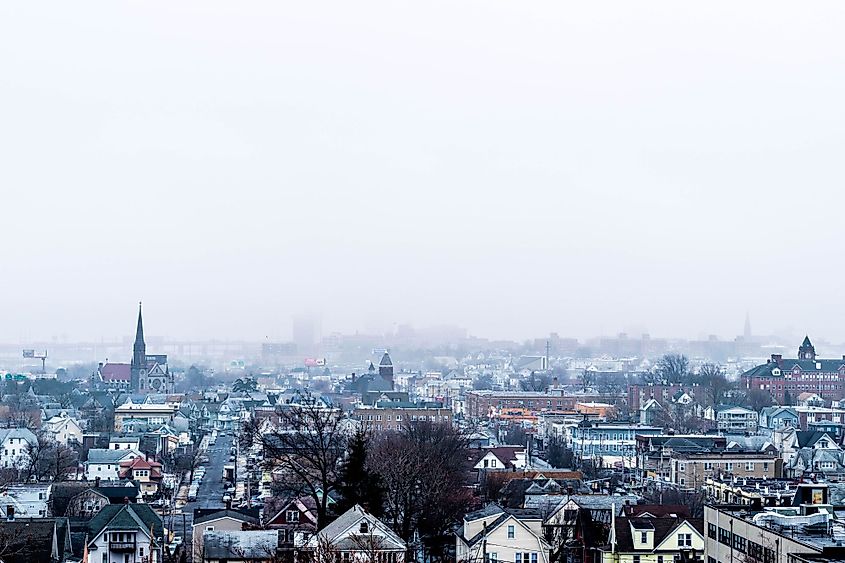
<box><xmin>599</xmin><ymin>517</ymin><xmax>705</xmax><ymax>563</ymax></box>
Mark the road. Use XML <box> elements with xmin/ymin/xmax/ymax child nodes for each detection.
<box><xmin>172</xmin><ymin>434</ymin><xmax>235</xmax><ymax>546</ymax></box>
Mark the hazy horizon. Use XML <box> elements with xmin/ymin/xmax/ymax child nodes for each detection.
<box><xmin>3</xmin><ymin>2</ymin><xmax>845</xmax><ymax>343</ymax></box>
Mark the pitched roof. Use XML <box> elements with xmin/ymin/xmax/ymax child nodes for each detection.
<box><xmin>194</xmin><ymin>508</ymin><xmax>260</xmax><ymax>526</ymax></box>
<box><xmin>622</xmin><ymin>504</ymin><xmax>690</xmax><ymax>518</ymax></box>
<box><xmin>610</xmin><ymin>517</ymin><xmax>703</xmax><ymax>552</ymax></box>
<box><xmin>315</xmin><ymin>505</ymin><xmax>405</xmax><ymax>550</ymax></box>
<box><xmin>87</xmin><ymin>503</ymin><xmax>163</xmax><ymax>543</ymax></box>
<box><xmin>100</xmin><ymin>363</ymin><xmax>131</xmax><ymax>382</ymax></box>
<box><xmin>87</xmin><ymin>448</ymin><xmax>136</xmax><ymax>464</ymax></box>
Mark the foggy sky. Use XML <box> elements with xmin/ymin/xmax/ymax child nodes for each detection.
<box><xmin>2</xmin><ymin>2</ymin><xmax>845</xmax><ymax>344</ymax></box>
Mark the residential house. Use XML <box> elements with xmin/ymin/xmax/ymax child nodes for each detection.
<box><xmin>193</xmin><ymin>508</ymin><xmax>260</xmax><ymax>562</ymax></box>
<box><xmin>543</xmin><ymin>495</ymin><xmax>641</xmax><ymax>563</ymax></box>
<box><xmin>715</xmin><ymin>406</ymin><xmax>759</xmax><ymax>433</ymax></box>
<box><xmin>457</xmin><ymin>504</ymin><xmax>550</xmax><ymax>563</ymax></box>
<box><xmin>118</xmin><ymin>457</ymin><xmax>163</xmax><ymax>497</ymax></box>
<box><xmin>109</xmin><ymin>436</ymin><xmax>142</xmax><ymax>451</ymax></box>
<box><xmin>0</xmin><ymin>484</ymin><xmax>51</xmax><ymax>517</ymax></box>
<box><xmin>472</xmin><ymin>446</ymin><xmax>527</xmax><ymax>471</ymax></box>
<box><xmin>306</xmin><ymin>505</ymin><xmax>406</xmax><ymax>563</ymax></box>
<box><xmin>84</xmin><ymin>503</ymin><xmax>164</xmax><ymax>563</ymax></box>
<box><xmin>265</xmin><ymin>496</ymin><xmax>319</xmax><ymax>553</ymax></box>
<box><xmin>43</xmin><ymin>411</ymin><xmax>83</xmax><ymax>446</ymax></box>
<box><xmin>598</xmin><ymin>517</ymin><xmax>705</xmax><ymax>563</ymax></box>
<box><xmin>572</xmin><ymin>423</ymin><xmax>662</xmax><ymax>467</ymax></box>
<box><xmin>50</xmin><ymin>480</ymin><xmax>140</xmax><ymax>518</ymax></box>
<box><xmin>85</xmin><ymin>448</ymin><xmax>141</xmax><ymax>480</ymax></box>
<box><xmin>0</xmin><ymin>428</ymin><xmax>37</xmax><ymax>469</ymax></box>
<box><xmin>758</xmin><ymin>406</ymin><xmax>799</xmax><ymax>432</ymax></box>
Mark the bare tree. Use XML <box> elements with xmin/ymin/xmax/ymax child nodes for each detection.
<box><xmin>242</xmin><ymin>391</ymin><xmax>347</xmax><ymax>530</ymax></box>
<box><xmin>369</xmin><ymin>422</ymin><xmax>473</xmax><ymax>561</ymax></box>
<box><xmin>520</xmin><ymin>372</ymin><xmax>550</xmax><ymax>392</ymax></box>
<box><xmin>696</xmin><ymin>363</ymin><xmax>732</xmax><ymax>407</ymax></box>
<box><xmin>655</xmin><ymin>354</ymin><xmax>690</xmax><ymax>385</ymax></box>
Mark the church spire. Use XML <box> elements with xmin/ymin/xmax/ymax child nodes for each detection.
<box><xmin>134</xmin><ymin>301</ymin><xmax>145</xmax><ymax>348</ymax></box>
<box><xmin>131</xmin><ymin>302</ymin><xmax>147</xmax><ymax>392</ymax></box>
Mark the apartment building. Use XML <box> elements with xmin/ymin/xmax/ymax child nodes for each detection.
<box><xmin>715</xmin><ymin>406</ymin><xmax>759</xmax><ymax>433</ymax></box>
<box><xmin>670</xmin><ymin>451</ymin><xmax>781</xmax><ymax>489</ymax></box>
<box><xmin>704</xmin><ymin>483</ymin><xmax>845</xmax><ymax>563</ymax></box>
<box><xmin>353</xmin><ymin>402</ymin><xmax>451</xmax><ymax>433</ymax></box>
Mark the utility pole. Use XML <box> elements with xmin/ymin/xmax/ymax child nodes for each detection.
<box><xmin>482</xmin><ymin>522</ymin><xmax>488</xmax><ymax>563</ymax></box>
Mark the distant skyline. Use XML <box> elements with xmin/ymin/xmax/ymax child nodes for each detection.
<box><xmin>3</xmin><ymin>2</ymin><xmax>845</xmax><ymax>343</ymax></box>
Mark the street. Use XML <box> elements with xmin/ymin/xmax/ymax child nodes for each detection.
<box><xmin>171</xmin><ymin>433</ymin><xmax>235</xmax><ymax>546</ymax></box>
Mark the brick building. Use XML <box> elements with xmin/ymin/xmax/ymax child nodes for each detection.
<box><xmin>741</xmin><ymin>336</ymin><xmax>845</xmax><ymax>403</ymax></box>
<box><xmin>353</xmin><ymin>402</ymin><xmax>451</xmax><ymax>433</ymax></box>
<box><xmin>465</xmin><ymin>390</ymin><xmax>612</xmax><ymax>419</ymax></box>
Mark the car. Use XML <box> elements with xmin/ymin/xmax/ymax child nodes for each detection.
<box><xmin>169</xmin><ymin>534</ymin><xmax>183</xmax><ymax>546</ymax></box>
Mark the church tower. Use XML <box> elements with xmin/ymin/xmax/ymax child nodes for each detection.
<box><xmin>131</xmin><ymin>302</ymin><xmax>146</xmax><ymax>392</ymax></box>
<box><xmin>378</xmin><ymin>352</ymin><xmax>394</xmax><ymax>390</ymax></box>
<box><xmin>798</xmin><ymin>335</ymin><xmax>816</xmax><ymax>361</ymax></box>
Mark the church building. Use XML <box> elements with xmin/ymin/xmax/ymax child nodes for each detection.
<box><xmin>94</xmin><ymin>304</ymin><xmax>173</xmax><ymax>394</ymax></box>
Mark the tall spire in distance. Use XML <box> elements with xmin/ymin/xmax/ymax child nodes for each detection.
<box><xmin>135</xmin><ymin>301</ymin><xmax>145</xmax><ymax>347</ymax></box>
<box><xmin>743</xmin><ymin>312</ymin><xmax>752</xmax><ymax>341</ymax></box>
<box><xmin>131</xmin><ymin>302</ymin><xmax>147</xmax><ymax>392</ymax></box>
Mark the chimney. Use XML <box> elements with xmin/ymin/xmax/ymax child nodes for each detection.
<box><xmin>95</xmin><ymin>477</ymin><xmax>101</xmax><ymax>488</ymax></box>
<box><xmin>352</xmin><ymin>372</ymin><xmax>357</xmax><ymax>382</ymax></box>
<box><xmin>123</xmin><ymin>497</ymin><xmax>130</xmax><ymax>504</ymax></box>
<box><xmin>771</xmin><ymin>354</ymin><xmax>783</xmax><ymax>364</ymax></box>
<box><xmin>6</xmin><ymin>506</ymin><xmax>13</xmax><ymax>520</ymax></box>
<box><xmin>225</xmin><ymin>498</ymin><xmax>232</xmax><ymax>510</ymax></box>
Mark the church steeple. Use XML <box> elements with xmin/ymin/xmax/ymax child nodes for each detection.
<box><xmin>131</xmin><ymin>302</ymin><xmax>146</xmax><ymax>391</ymax></box>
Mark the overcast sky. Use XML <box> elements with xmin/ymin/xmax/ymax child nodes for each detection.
<box><xmin>2</xmin><ymin>2</ymin><xmax>844</xmax><ymax>344</ymax></box>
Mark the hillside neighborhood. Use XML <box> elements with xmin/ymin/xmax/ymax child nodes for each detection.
<box><xmin>0</xmin><ymin>311</ymin><xmax>845</xmax><ymax>563</ymax></box>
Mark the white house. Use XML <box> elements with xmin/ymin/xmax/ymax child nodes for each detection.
<box><xmin>0</xmin><ymin>484</ymin><xmax>51</xmax><ymax>517</ymax></box>
<box><xmin>0</xmin><ymin>428</ymin><xmax>37</xmax><ymax>470</ymax></box>
<box><xmin>43</xmin><ymin>412</ymin><xmax>83</xmax><ymax>446</ymax></box>
<box><xmin>716</xmin><ymin>406</ymin><xmax>759</xmax><ymax>433</ymax></box>
<box><xmin>108</xmin><ymin>436</ymin><xmax>141</xmax><ymax>451</ymax></box>
<box><xmin>306</xmin><ymin>504</ymin><xmax>406</xmax><ymax>563</ymax></box>
<box><xmin>86</xmin><ymin>503</ymin><xmax>163</xmax><ymax>563</ymax></box>
<box><xmin>84</xmin><ymin>448</ymin><xmax>141</xmax><ymax>480</ymax></box>
<box><xmin>456</xmin><ymin>504</ymin><xmax>550</xmax><ymax>563</ymax></box>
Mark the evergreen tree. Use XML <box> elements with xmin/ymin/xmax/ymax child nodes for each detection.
<box><xmin>337</xmin><ymin>430</ymin><xmax>384</xmax><ymax>516</ymax></box>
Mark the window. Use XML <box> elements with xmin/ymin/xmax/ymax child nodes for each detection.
<box><xmin>658</xmin><ymin>557</ymin><xmax>664</xmax><ymax>563</ymax></box>
<box><xmin>678</xmin><ymin>533</ymin><xmax>692</xmax><ymax>547</ymax></box>
<box><xmin>491</xmin><ymin>554</ymin><xmax>498</xmax><ymax>563</ymax></box>
<box><xmin>140</xmin><ymin>547</ymin><xmax>144</xmax><ymax>557</ymax></box>
<box><xmin>507</xmin><ymin>525</ymin><xmax>515</xmax><ymax>539</ymax></box>
<box><xmin>206</xmin><ymin>526</ymin><xmax>215</xmax><ymax>532</ymax></box>
<box><xmin>726</xmin><ymin>462</ymin><xmax>734</xmax><ymax>472</ymax></box>
<box><xmin>515</xmin><ymin>554</ymin><xmax>522</xmax><ymax>563</ymax></box>
<box><xmin>640</xmin><ymin>532</ymin><xmax>648</xmax><ymax>544</ymax></box>
<box><xmin>708</xmin><ymin>523</ymin><xmax>716</xmax><ymax>539</ymax></box>
<box><xmin>531</xmin><ymin>554</ymin><xmax>537</xmax><ymax>563</ymax></box>
<box><xmin>633</xmin><ymin>556</ymin><xmax>641</xmax><ymax>563</ymax></box>
<box><xmin>704</xmin><ymin>462</ymin><xmax>713</xmax><ymax>470</ymax></box>
<box><xmin>745</xmin><ymin>462</ymin><xmax>754</xmax><ymax>471</ymax></box>
<box><xmin>287</xmin><ymin>510</ymin><xmax>299</xmax><ymax>523</ymax></box>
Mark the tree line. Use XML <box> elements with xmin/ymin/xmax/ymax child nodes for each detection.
<box><xmin>241</xmin><ymin>392</ymin><xmax>475</xmax><ymax>562</ymax></box>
